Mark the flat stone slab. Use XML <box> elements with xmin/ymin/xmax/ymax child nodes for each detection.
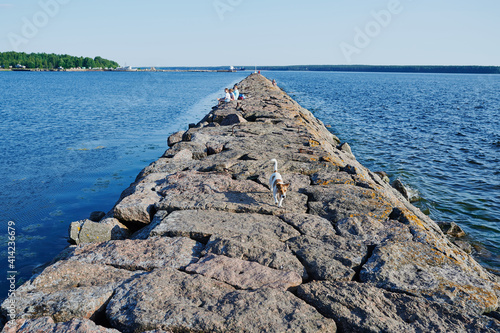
<box><xmin>67</xmin><ymin>236</ymin><xmax>204</xmax><ymax>271</ymax></box>
<box><xmin>335</xmin><ymin>216</ymin><xmax>413</xmax><ymax>245</ymax></box>
<box><xmin>185</xmin><ymin>254</ymin><xmax>302</xmax><ymax>291</ymax></box>
<box><xmin>150</xmin><ymin>209</ymin><xmax>300</xmax><ymax>242</ymax></box>
<box><xmin>280</xmin><ymin>213</ymin><xmax>337</xmax><ymax>239</ymax></box>
<box><xmin>287</xmin><ymin>235</ymin><xmax>368</xmax><ymax>281</ymax></box>
<box><xmin>106</xmin><ymin>268</ymin><xmax>336</xmax><ymax>333</ymax></box>
<box><xmin>297</xmin><ymin>280</ymin><xmax>500</xmax><ymax>333</ymax></box>
<box><xmin>360</xmin><ymin>241</ymin><xmax>500</xmax><ymax>314</ymax></box>
<box><xmin>1</xmin><ymin>261</ymin><xmax>138</xmax><ymax>322</ymax></box>
<box><xmin>204</xmin><ymin>234</ymin><xmax>308</xmax><ymax>278</ymax></box>
<box><xmin>156</xmin><ymin>170</ymin><xmax>308</xmax><ymax>215</ymax></box>
<box><xmin>304</xmin><ymin>184</ymin><xmax>394</xmax><ymax>223</ymax></box>
<box><xmin>148</xmin><ymin>210</ymin><xmax>307</xmax><ymax>277</ymax></box>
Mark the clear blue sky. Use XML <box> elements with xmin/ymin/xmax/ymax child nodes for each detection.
<box><xmin>0</xmin><ymin>0</ymin><xmax>498</xmax><ymax>67</ymax></box>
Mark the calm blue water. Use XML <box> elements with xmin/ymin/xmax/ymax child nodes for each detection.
<box><xmin>0</xmin><ymin>71</ymin><xmax>498</xmax><ymax>301</ymax></box>
<box><xmin>0</xmin><ymin>71</ymin><xmax>246</xmax><ymax>299</ymax></box>
<box><xmin>269</xmin><ymin>71</ymin><xmax>500</xmax><ymax>272</ymax></box>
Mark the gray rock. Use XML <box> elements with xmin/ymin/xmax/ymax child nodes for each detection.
<box><xmin>147</xmin><ymin>210</ymin><xmax>307</xmax><ymax>277</ymax></box>
<box><xmin>68</xmin><ymin>218</ymin><xmax>130</xmax><ymax>245</ymax></box>
<box><xmin>220</xmin><ymin>113</ymin><xmax>248</xmax><ymax>126</ymax></box>
<box><xmin>338</xmin><ymin>142</ymin><xmax>353</xmax><ymax>155</ymax></box>
<box><xmin>454</xmin><ymin>239</ymin><xmax>473</xmax><ymax>254</ymax></box>
<box><xmin>113</xmin><ymin>178</ymin><xmax>163</xmax><ymax>226</ymax></box>
<box><xmin>304</xmin><ymin>184</ymin><xmax>394</xmax><ymax>223</ymax></box>
<box><xmin>1</xmin><ymin>317</ymin><xmax>120</xmax><ymax>333</ymax></box>
<box><xmin>78</xmin><ymin>220</ymin><xmax>116</xmax><ymax>244</ymax></box>
<box><xmin>67</xmin><ymin>236</ymin><xmax>204</xmax><ymax>271</ymax></box>
<box><xmin>167</xmin><ymin>130</ymin><xmax>185</xmax><ymax>147</ymax></box>
<box><xmin>287</xmin><ymin>235</ymin><xmax>368</xmax><ymax>281</ymax></box>
<box><xmin>310</xmin><ymin>171</ymin><xmax>354</xmax><ymax>186</ymax></box>
<box><xmin>374</xmin><ymin>171</ymin><xmax>390</xmax><ymax>183</ymax></box>
<box><xmin>89</xmin><ymin>211</ymin><xmax>106</xmax><ymax>222</ymax></box>
<box><xmin>392</xmin><ymin>179</ymin><xmax>409</xmax><ymax>201</ymax></box>
<box><xmin>185</xmin><ymin>254</ymin><xmax>302</xmax><ymax>290</ymax></box>
<box><xmin>297</xmin><ymin>280</ymin><xmax>500</xmax><ymax>333</ymax></box>
<box><xmin>206</xmin><ymin>142</ymin><xmax>224</xmax><ymax>155</ymax></box>
<box><xmin>100</xmin><ymin>217</ymin><xmax>131</xmax><ymax>240</ymax></box>
<box><xmin>437</xmin><ymin>221</ymin><xmax>467</xmax><ymax>238</ymax></box>
<box><xmin>106</xmin><ymin>268</ymin><xmax>336</xmax><ymax>333</ymax></box>
<box><xmin>334</xmin><ymin>216</ymin><xmax>413</xmax><ymax>245</ymax></box>
<box><xmin>1</xmin><ymin>260</ymin><xmax>138</xmax><ymax>323</ymax></box>
<box><xmin>68</xmin><ymin>220</ymin><xmax>84</xmax><ymax>244</ymax></box>
<box><xmin>280</xmin><ymin>213</ymin><xmax>337</xmax><ymax>239</ymax></box>
<box><xmin>360</xmin><ymin>241</ymin><xmax>499</xmax><ymax>314</ymax></box>
<box><xmin>170</xmin><ymin>148</ymin><xmax>193</xmax><ymax>161</ymax></box>
<box><xmin>204</xmin><ymin>234</ymin><xmax>308</xmax><ymax>278</ymax></box>
<box><xmin>150</xmin><ymin>209</ymin><xmax>299</xmax><ymax>242</ymax></box>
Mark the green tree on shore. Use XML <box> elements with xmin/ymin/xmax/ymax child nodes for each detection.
<box><xmin>0</xmin><ymin>51</ymin><xmax>120</xmax><ymax>69</ymax></box>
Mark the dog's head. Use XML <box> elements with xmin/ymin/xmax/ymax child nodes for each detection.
<box><xmin>277</xmin><ymin>183</ymin><xmax>290</xmax><ymax>198</ymax></box>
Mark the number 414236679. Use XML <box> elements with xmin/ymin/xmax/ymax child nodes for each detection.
<box><xmin>7</xmin><ymin>221</ymin><xmax>15</xmax><ymax>270</ymax></box>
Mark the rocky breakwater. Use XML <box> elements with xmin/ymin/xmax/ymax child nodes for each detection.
<box><xmin>2</xmin><ymin>73</ymin><xmax>500</xmax><ymax>333</ymax></box>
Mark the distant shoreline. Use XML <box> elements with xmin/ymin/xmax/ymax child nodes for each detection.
<box><xmin>2</xmin><ymin>65</ymin><xmax>500</xmax><ymax>75</ymax></box>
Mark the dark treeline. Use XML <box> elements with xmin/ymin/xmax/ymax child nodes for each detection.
<box><xmin>0</xmin><ymin>52</ymin><xmax>120</xmax><ymax>69</ymax></box>
<box><xmin>256</xmin><ymin>65</ymin><xmax>500</xmax><ymax>74</ymax></box>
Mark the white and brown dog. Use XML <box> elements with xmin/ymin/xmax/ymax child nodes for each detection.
<box><xmin>269</xmin><ymin>159</ymin><xmax>290</xmax><ymax>207</ymax></box>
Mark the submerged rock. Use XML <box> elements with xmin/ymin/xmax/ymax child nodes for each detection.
<box><xmin>437</xmin><ymin>221</ymin><xmax>467</xmax><ymax>238</ymax></box>
<box><xmin>392</xmin><ymin>179</ymin><xmax>409</xmax><ymax>201</ymax></box>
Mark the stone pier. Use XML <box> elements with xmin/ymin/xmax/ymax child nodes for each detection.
<box><xmin>2</xmin><ymin>74</ymin><xmax>499</xmax><ymax>332</ymax></box>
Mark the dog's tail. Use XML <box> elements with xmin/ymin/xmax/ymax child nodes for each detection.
<box><xmin>270</xmin><ymin>158</ymin><xmax>278</xmax><ymax>173</ymax></box>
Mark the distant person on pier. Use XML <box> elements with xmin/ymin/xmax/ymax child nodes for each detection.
<box><xmin>272</xmin><ymin>79</ymin><xmax>277</xmax><ymax>87</ymax></box>
<box><xmin>218</xmin><ymin>88</ymin><xmax>231</xmax><ymax>105</ymax></box>
<box><xmin>233</xmin><ymin>85</ymin><xmax>240</xmax><ymax>99</ymax></box>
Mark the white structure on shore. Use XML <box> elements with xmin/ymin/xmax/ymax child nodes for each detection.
<box><xmin>115</xmin><ymin>66</ymin><xmax>137</xmax><ymax>72</ymax></box>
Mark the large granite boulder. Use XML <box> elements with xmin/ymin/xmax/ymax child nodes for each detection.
<box><xmin>69</xmin><ymin>218</ymin><xmax>130</xmax><ymax>245</ymax></box>
<box><xmin>304</xmin><ymin>184</ymin><xmax>394</xmax><ymax>222</ymax></box>
<box><xmin>298</xmin><ymin>280</ymin><xmax>500</xmax><ymax>333</ymax></box>
<box><xmin>1</xmin><ymin>261</ymin><xmax>138</xmax><ymax>323</ymax></box>
<box><xmin>113</xmin><ymin>173</ymin><xmax>166</xmax><ymax>227</ymax></box>
<box><xmin>148</xmin><ymin>210</ymin><xmax>307</xmax><ymax>277</ymax></box>
<box><xmin>360</xmin><ymin>241</ymin><xmax>499</xmax><ymax>314</ymax></box>
<box><xmin>185</xmin><ymin>254</ymin><xmax>302</xmax><ymax>291</ymax></box>
<box><xmin>287</xmin><ymin>235</ymin><xmax>368</xmax><ymax>281</ymax></box>
<box><xmin>67</xmin><ymin>236</ymin><xmax>204</xmax><ymax>271</ymax></box>
<box><xmin>106</xmin><ymin>268</ymin><xmax>336</xmax><ymax>333</ymax></box>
